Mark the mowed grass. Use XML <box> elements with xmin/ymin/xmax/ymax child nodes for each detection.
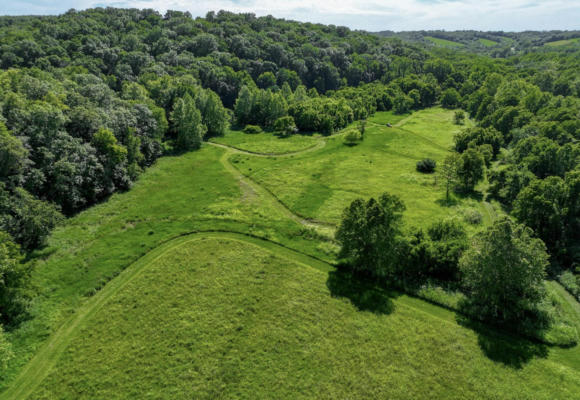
<box><xmin>478</xmin><ymin>38</ymin><xmax>498</xmax><ymax>47</ymax></box>
<box><xmin>28</xmin><ymin>238</ymin><xmax>580</xmax><ymax>399</ymax></box>
<box><xmin>210</xmin><ymin>127</ymin><xmax>321</xmax><ymax>154</ymax></box>
<box><xmin>232</xmin><ymin>108</ymin><xmax>488</xmax><ymax>227</ymax></box>
<box><xmin>425</xmin><ymin>36</ymin><xmax>464</xmax><ymax>47</ymax></box>
<box><xmin>1</xmin><ymin>145</ymin><xmax>330</xmax><ymax>390</ymax></box>
<box><xmin>545</xmin><ymin>37</ymin><xmax>580</xmax><ymax>46</ymax></box>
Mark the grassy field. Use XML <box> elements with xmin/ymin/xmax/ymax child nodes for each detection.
<box><xmin>425</xmin><ymin>36</ymin><xmax>464</xmax><ymax>47</ymax></box>
<box><xmin>478</xmin><ymin>38</ymin><xmax>498</xmax><ymax>47</ymax></box>
<box><xmin>1</xmin><ymin>145</ymin><xmax>333</xmax><ymax>391</ymax></box>
<box><xmin>545</xmin><ymin>37</ymin><xmax>580</xmax><ymax>46</ymax></box>
<box><xmin>2</xmin><ymin>106</ymin><xmax>579</xmax><ymax>399</ymax></box>
<box><xmin>231</xmin><ymin>108</ymin><xmax>487</xmax><ymax>227</ymax></box>
<box><xmin>210</xmin><ymin>128</ymin><xmax>322</xmax><ymax>154</ymax></box>
<box><xmin>22</xmin><ymin>238</ymin><xmax>580</xmax><ymax>399</ymax></box>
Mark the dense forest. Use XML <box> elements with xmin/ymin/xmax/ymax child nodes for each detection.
<box><xmin>0</xmin><ymin>7</ymin><xmax>580</xmax><ymax>372</ymax></box>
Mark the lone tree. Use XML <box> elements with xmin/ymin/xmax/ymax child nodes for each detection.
<box><xmin>357</xmin><ymin>119</ymin><xmax>367</xmax><ymax>136</ymax></box>
<box><xmin>438</xmin><ymin>153</ymin><xmax>460</xmax><ymax>203</ymax></box>
<box><xmin>460</xmin><ymin>217</ymin><xmax>549</xmax><ymax>323</ymax></box>
<box><xmin>336</xmin><ymin>192</ymin><xmax>406</xmax><ymax>279</ymax></box>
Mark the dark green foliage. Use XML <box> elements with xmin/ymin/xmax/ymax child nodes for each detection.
<box><xmin>453</xmin><ymin>110</ymin><xmax>465</xmax><ymax>125</ymax></box>
<box><xmin>336</xmin><ymin>193</ymin><xmax>406</xmax><ymax>279</ymax></box>
<box><xmin>405</xmin><ymin>219</ymin><xmax>468</xmax><ymax>283</ymax></box>
<box><xmin>393</xmin><ymin>94</ymin><xmax>413</xmax><ymax>114</ymax></box>
<box><xmin>416</xmin><ymin>158</ymin><xmax>436</xmax><ymax>173</ymax></box>
<box><xmin>512</xmin><ymin>174</ymin><xmax>580</xmax><ymax>262</ymax></box>
<box><xmin>0</xmin><ymin>185</ymin><xmax>63</xmax><ymax>250</ymax></box>
<box><xmin>456</xmin><ymin>148</ymin><xmax>485</xmax><ymax>192</ymax></box>
<box><xmin>454</xmin><ymin>127</ymin><xmax>504</xmax><ymax>156</ymax></box>
<box><xmin>426</xmin><ymin>219</ymin><xmax>469</xmax><ymax>281</ymax></box>
<box><xmin>441</xmin><ymin>88</ymin><xmax>460</xmax><ymax>109</ymax></box>
<box><xmin>488</xmin><ymin>165</ymin><xmax>535</xmax><ymax>207</ymax></box>
<box><xmin>460</xmin><ymin>217</ymin><xmax>549</xmax><ymax>324</ymax></box>
<box><xmin>0</xmin><ymin>231</ymin><xmax>29</xmax><ymax>326</ymax></box>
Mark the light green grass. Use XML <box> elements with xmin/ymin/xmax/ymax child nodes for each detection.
<box><xmin>25</xmin><ymin>238</ymin><xmax>580</xmax><ymax>399</ymax></box>
<box><xmin>1</xmin><ymin>145</ymin><xmax>332</xmax><ymax>391</ymax></box>
<box><xmin>232</xmin><ymin>108</ymin><xmax>486</xmax><ymax>227</ymax></box>
<box><xmin>425</xmin><ymin>36</ymin><xmax>465</xmax><ymax>47</ymax></box>
<box><xmin>210</xmin><ymin>128</ymin><xmax>321</xmax><ymax>155</ymax></box>
<box><xmin>3</xmin><ymin>106</ymin><xmax>580</xmax><ymax>399</ymax></box>
<box><xmin>478</xmin><ymin>38</ymin><xmax>498</xmax><ymax>47</ymax></box>
<box><xmin>545</xmin><ymin>38</ymin><xmax>580</xmax><ymax>46</ymax></box>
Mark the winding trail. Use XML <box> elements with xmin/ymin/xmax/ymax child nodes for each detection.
<box><xmin>5</xmin><ymin>117</ymin><xmax>580</xmax><ymax>399</ymax></box>
<box><xmin>207</xmin><ymin>142</ymin><xmax>336</xmax><ymax>235</ymax></box>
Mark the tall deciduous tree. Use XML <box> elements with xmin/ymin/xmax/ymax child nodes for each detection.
<box><xmin>336</xmin><ymin>192</ymin><xmax>406</xmax><ymax>279</ymax></box>
<box><xmin>171</xmin><ymin>94</ymin><xmax>206</xmax><ymax>151</ymax></box>
<box><xmin>460</xmin><ymin>217</ymin><xmax>549</xmax><ymax>323</ymax></box>
<box><xmin>456</xmin><ymin>148</ymin><xmax>485</xmax><ymax>192</ymax></box>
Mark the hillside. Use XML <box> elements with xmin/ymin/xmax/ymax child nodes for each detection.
<box><xmin>0</xmin><ymin>8</ymin><xmax>579</xmax><ymax>399</ymax></box>
<box><xmin>1</xmin><ymin>109</ymin><xmax>579</xmax><ymax>398</ymax></box>
<box><xmin>9</xmin><ymin>237</ymin><xmax>580</xmax><ymax>399</ymax></box>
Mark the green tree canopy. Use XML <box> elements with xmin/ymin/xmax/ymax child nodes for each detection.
<box><xmin>460</xmin><ymin>217</ymin><xmax>549</xmax><ymax>323</ymax></box>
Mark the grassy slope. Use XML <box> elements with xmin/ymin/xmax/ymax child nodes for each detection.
<box><xmin>27</xmin><ymin>238</ymin><xmax>580</xmax><ymax>399</ymax></box>
<box><xmin>232</xmin><ymin>108</ymin><xmax>487</xmax><ymax>227</ymax></box>
<box><xmin>425</xmin><ymin>36</ymin><xmax>465</xmax><ymax>47</ymax></box>
<box><xmin>3</xmin><ymin>107</ymin><xmax>580</xmax><ymax>398</ymax></box>
<box><xmin>478</xmin><ymin>38</ymin><xmax>498</xmax><ymax>47</ymax></box>
<box><xmin>2</xmin><ymin>145</ymin><xmax>332</xmax><ymax>390</ymax></box>
<box><xmin>545</xmin><ymin>38</ymin><xmax>580</xmax><ymax>46</ymax></box>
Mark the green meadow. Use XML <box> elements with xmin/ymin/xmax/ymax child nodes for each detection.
<box><xmin>425</xmin><ymin>36</ymin><xmax>465</xmax><ymax>47</ymax></box>
<box><xmin>230</xmin><ymin>108</ymin><xmax>488</xmax><ymax>227</ymax></box>
<box><xmin>545</xmin><ymin>37</ymin><xmax>580</xmax><ymax>46</ymax></box>
<box><xmin>478</xmin><ymin>38</ymin><xmax>498</xmax><ymax>47</ymax></box>
<box><xmin>19</xmin><ymin>238</ymin><xmax>580</xmax><ymax>400</ymax></box>
<box><xmin>2</xmin><ymin>107</ymin><xmax>579</xmax><ymax>399</ymax></box>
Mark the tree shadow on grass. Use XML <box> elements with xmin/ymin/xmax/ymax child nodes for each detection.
<box><xmin>456</xmin><ymin>315</ymin><xmax>549</xmax><ymax>369</ymax></box>
<box><xmin>326</xmin><ymin>268</ymin><xmax>399</xmax><ymax>315</ymax></box>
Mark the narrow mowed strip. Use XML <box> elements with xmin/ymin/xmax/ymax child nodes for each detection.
<box><xmin>21</xmin><ymin>237</ymin><xmax>580</xmax><ymax>399</ymax></box>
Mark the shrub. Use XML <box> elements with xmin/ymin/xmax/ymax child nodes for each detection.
<box><xmin>243</xmin><ymin>124</ymin><xmax>262</xmax><ymax>134</ymax></box>
<box><xmin>454</xmin><ymin>110</ymin><xmax>466</xmax><ymax>125</ymax></box>
<box><xmin>461</xmin><ymin>208</ymin><xmax>483</xmax><ymax>225</ymax></box>
<box><xmin>273</xmin><ymin>116</ymin><xmax>297</xmax><ymax>136</ymax></box>
<box><xmin>416</xmin><ymin>158</ymin><xmax>436</xmax><ymax>173</ymax></box>
<box><xmin>343</xmin><ymin>130</ymin><xmax>362</xmax><ymax>146</ymax></box>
